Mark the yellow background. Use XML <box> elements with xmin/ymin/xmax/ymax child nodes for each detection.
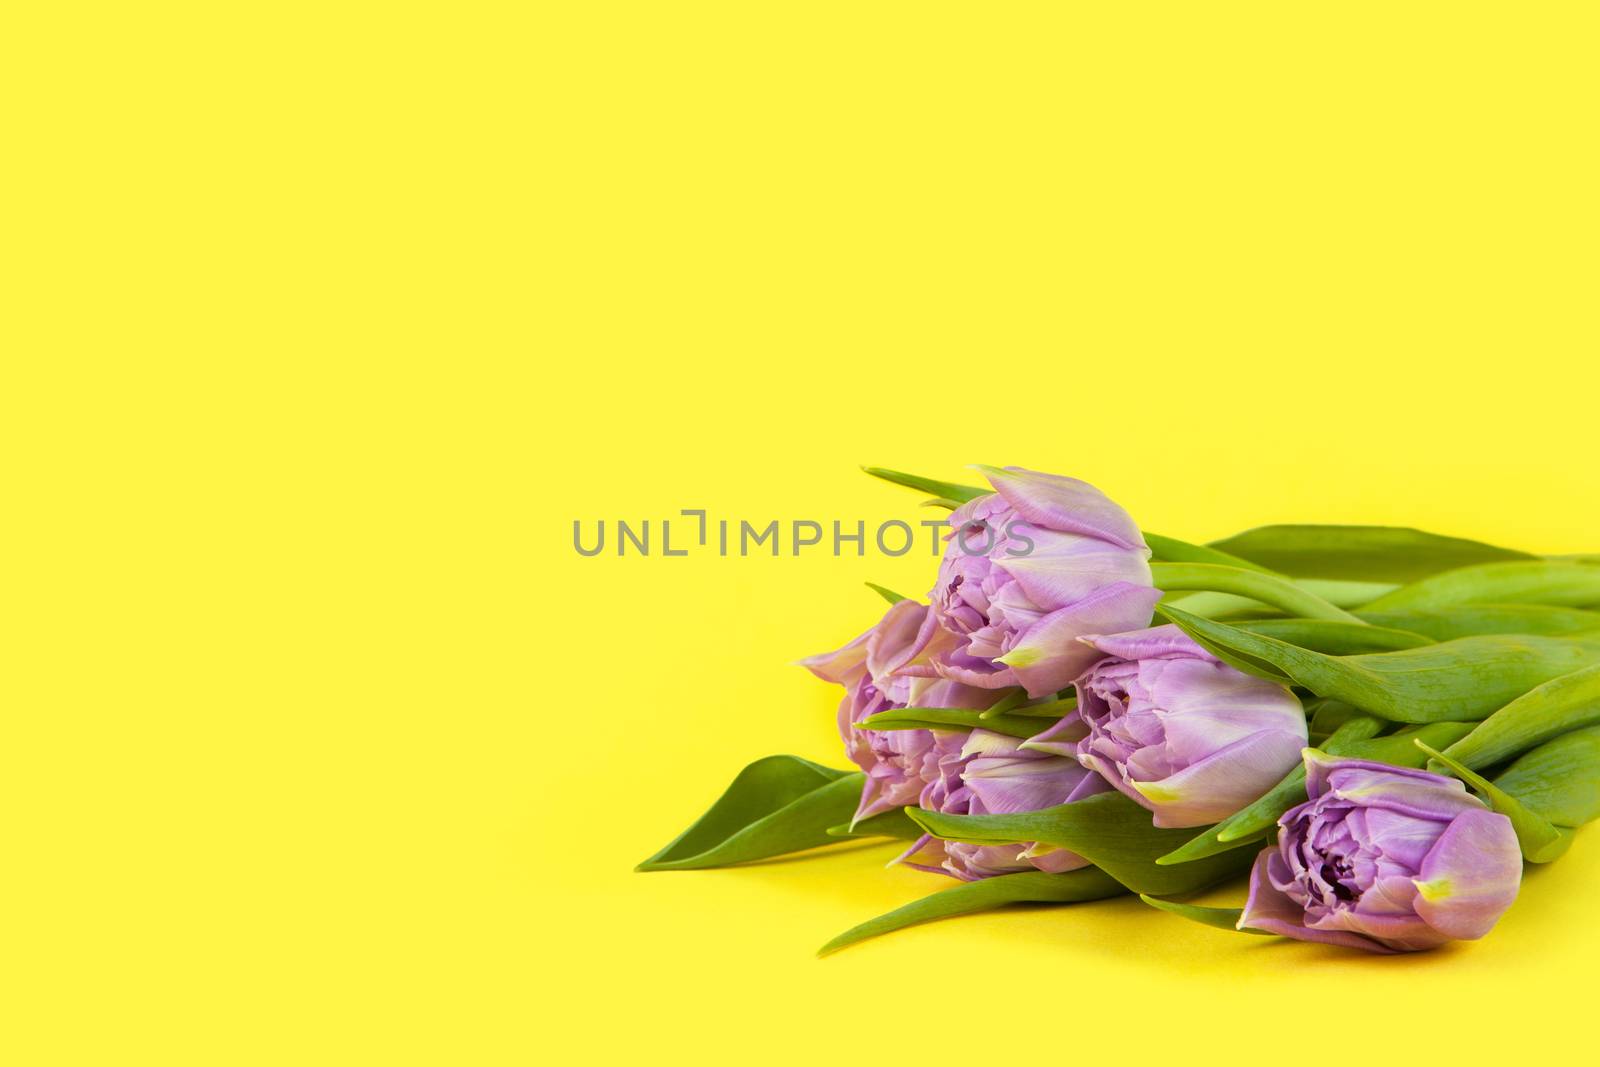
<box><xmin>6</xmin><ymin>3</ymin><xmax>1598</xmax><ymax>1063</ymax></box>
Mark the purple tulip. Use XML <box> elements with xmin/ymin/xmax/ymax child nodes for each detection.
<box><xmin>802</xmin><ymin>599</ymin><xmax>991</xmax><ymax>823</ymax></box>
<box><xmin>1027</xmin><ymin>625</ymin><xmax>1307</xmax><ymax>828</ymax></box>
<box><xmin>899</xmin><ymin>729</ymin><xmax>1111</xmax><ymax>880</ymax></box>
<box><xmin>929</xmin><ymin>467</ymin><xmax>1161</xmax><ymax>698</ymax></box>
<box><xmin>1239</xmin><ymin>752</ymin><xmax>1522</xmax><ymax>952</ymax></box>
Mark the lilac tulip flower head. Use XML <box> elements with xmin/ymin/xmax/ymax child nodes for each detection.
<box><xmin>1027</xmin><ymin>624</ymin><xmax>1308</xmax><ymax>828</ymax></box>
<box><xmin>930</xmin><ymin>467</ymin><xmax>1160</xmax><ymax>699</ymax></box>
<box><xmin>899</xmin><ymin>729</ymin><xmax>1110</xmax><ymax>880</ymax></box>
<box><xmin>1240</xmin><ymin>752</ymin><xmax>1522</xmax><ymax>952</ymax></box>
<box><xmin>802</xmin><ymin>599</ymin><xmax>989</xmax><ymax>823</ymax></box>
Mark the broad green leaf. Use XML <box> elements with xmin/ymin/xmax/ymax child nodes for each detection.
<box><xmin>858</xmin><ymin>706</ymin><xmax>1046</xmax><ymax>740</ymax></box>
<box><xmin>1415</xmin><ymin>741</ymin><xmax>1572</xmax><ymax>863</ymax></box>
<box><xmin>1158</xmin><ymin>715</ymin><xmax>1385</xmax><ymax>865</ymax></box>
<box><xmin>1359</xmin><ymin>604</ymin><xmax>1600</xmax><ymax>640</ymax></box>
<box><xmin>638</xmin><ymin>756</ymin><xmax>862</xmax><ymax>871</ymax></box>
<box><xmin>1307</xmin><ymin>698</ymin><xmax>1365</xmax><ymax>740</ymax></box>
<box><xmin>826</xmin><ymin>807</ymin><xmax>923</xmax><ymax>841</ymax></box>
<box><xmin>1440</xmin><ymin>662</ymin><xmax>1600</xmax><ymax>769</ymax></box>
<box><xmin>1363</xmin><ymin>561</ymin><xmax>1600</xmax><ymax>612</ymax></box>
<box><xmin>1138</xmin><ymin>895</ymin><xmax>1267</xmax><ymax>934</ymax></box>
<box><xmin>1144</xmin><ymin>533</ymin><xmax>1275</xmax><ymax>573</ymax></box>
<box><xmin>922</xmin><ymin>497</ymin><xmax>962</xmax><ymax>510</ymax></box>
<box><xmin>907</xmin><ymin>791</ymin><xmax>1257</xmax><ymax>895</ymax></box>
<box><xmin>1235</xmin><ymin>619</ymin><xmax>1431</xmax><ymax>654</ymax></box>
<box><xmin>1207</xmin><ymin>525</ymin><xmax>1533</xmax><ymax>583</ymax></box>
<box><xmin>1150</xmin><ymin>563</ymin><xmax>1365</xmax><ymax>623</ymax></box>
<box><xmin>860</xmin><ymin>466</ymin><xmax>989</xmax><ymax>504</ymax></box>
<box><xmin>819</xmin><ymin>867</ymin><xmax>1127</xmax><ymax>956</ymax></box>
<box><xmin>1492</xmin><ymin>724</ymin><xmax>1600</xmax><ymax>827</ymax></box>
<box><xmin>1158</xmin><ymin>606</ymin><xmax>1600</xmax><ymax>723</ymax></box>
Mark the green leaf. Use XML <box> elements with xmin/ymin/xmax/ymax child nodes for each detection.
<box><xmin>858</xmin><ymin>706</ymin><xmax>1047</xmax><ymax>740</ymax></box>
<box><xmin>1492</xmin><ymin>724</ymin><xmax>1600</xmax><ymax>828</ymax></box>
<box><xmin>860</xmin><ymin>466</ymin><xmax>989</xmax><ymax>504</ymax></box>
<box><xmin>637</xmin><ymin>756</ymin><xmax>863</xmax><ymax>871</ymax></box>
<box><xmin>1150</xmin><ymin>591</ymin><xmax>1275</xmax><ymax>622</ymax></box>
<box><xmin>907</xmin><ymin>791</ymin><xmax>1257</xmax><ymax>895</ymax></box>
<box><xmin>1006</xmin><ymin>695</ymin><xmax>1077</xmax><ymax>718</ymax></box>
<box><xmin>1414</xmin><ymin>741</ymin><xmax>1572</xmax><ymax>863</ymax></box>
<box><xmin>819</xmin><ymin>867</ymin><xmax>1127</xmax><ymax>956</ymax></box>
<box><xmin>1207</xmin><ymin>525</ymin><xmax>1534</xmax><ymax>583</ymax></box>
<box><xmin>1337</xmin><ymin>721</ymin><xmax>1477</xmax><ymax>765</ymax></box>
<box><xmin>1298</xmin><ymin>579</ymin><xmax>1405</xmax><ymax>608</ymax></box>
<box><xmin>1363</xmin><ymin>561</ymin><xmax>1600</xmax><ymax>612</ymax></box>
<box><xmin>1359</xmin><ymin>604</ymin><xmax>1600</xmax><ymax>640</ymax></box>
<box><xmin>1144</xmin><ymin>533</ymin><xmax>1276</xmax><ymax>573</ymax></box>
<box><xmin>1150</xmin><ymin>563</ymin><xmax>1366</xmax><ymax>623</ymax></box>
<box><xmin>1234</xmin><ymin>619</ymin><xmax>1432</xmax><ymax>654</ymax></box>
<box><xmin>1157</xmin><ymin>605</ymin><xmax>1600</xmax><ymax>723</ymax></box>
<box><xmin>1158</xmin><ymin>715</ymin><xmax>1385</xmax><ymax>866</ymax></box>
<box><xmin>1138</xmin><ymin>895</ymin><xmax>1268</xmax><ymax>934</ymax></box>
<box><xmin>978</xmin><ymin>689</ymin><xmax>1027</xmax><ymax>718</ymax></box>
<box><xmin>865</xmin><ymin>581</ymin><xmax>910</xmax><ymax>605</ymax></box>
<box><xmin>1439</xmin><ymin>662</ymin><xmax>1600</xmax><ymax>769</ymax></box>
<box><xmin>1159</xmin><ymin>580</ymin><xmax>1398</xmax><ymax>622</ymax></box>
<box><xmin>826</xmin><ymin>807</ymin><xmax>923</xmax><ymax>841</ymax></box>
<box><xmin>1307</xmin><ymin>698</ymin><xmax>1365</xmax><ymax>740</ymax></box>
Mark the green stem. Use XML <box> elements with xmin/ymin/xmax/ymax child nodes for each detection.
<box><xmin>1144</xmin><ymin>533</ymin><xmax>1276</xmax><ymax>574</ymax></box>
<box><xmin>1150</xmin><ymin>563</ymin><xmax>1367</xmax><ymax>624</ymax></box>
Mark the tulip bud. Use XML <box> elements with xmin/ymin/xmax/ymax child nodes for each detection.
<box><xmin>1028</xmin><ymin>624</ymin><xmax>1308</xmax><ymax>828</ymax></box>
<box><xmin>1239</xmin><ymin>752</ymin><xmax>1522</xmax><ymax>952</ymax></box>
<box><xmin>802</xmin><ymin>599</ymin><xmax>990</xmax><ymax>823</ymax></box>
<box><xmin>900</xmin><ymin>729</ymin><xmax>1110</xmax><ymax>880</ymax></box>
<box><xmin>929</xmin><ymin>467</ymin><xmax>1161</xmax><ymax>698</ymax></box>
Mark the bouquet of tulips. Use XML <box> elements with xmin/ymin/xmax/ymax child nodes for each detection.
<box><xmin>639</xmin><ymin>466</ymin><xmax>1600</xmax><ymax>955</ymax></box>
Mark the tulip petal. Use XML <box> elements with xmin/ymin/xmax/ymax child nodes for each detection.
<box><xmin>1019</xmin><ymin>713</ymin><xmax>1088</xmax><ymax>758</ymax></box>
<box><xmin>1412</xmin><ymin>808</ymin><xmax>1523</xmax><ymax>941</ymax></box>
<box><xmin>799</xmin><ymin>627</ymin><xmax>871</xmax><ymax>686</ymax></box>
<box><xmin>864</xmin><ymin>599</ymin><xmax>936</xmax><ymax>681</ymax></box>
<box><xmin>1238</xmin><ymin>850</ymin><xmax>1395</xmax><ymax>952</ymax></box>
<box><xmin>996</xmin><ymin>533</ymin><xmax>1155</xmax><ymax>613</ymax></box>
<box><xmin>1084</xmin><ymin>623</ymin><xmax>1209</xmax><ymax>662</ymax></box>
<box><xmin>965</xmin><ymin>755</ymin><xmax>1096</xmax><ymax>815</ymax></box>
<box><xmin>1304</xmin><ymin>750</ymin><xmax>1484</xmax><ymax>810</ymax></box>
<box><xmin>979</xmin><ymin>466</ymin><xmax>1148</xmax><ymax>552</ymax></box>
<box><xmin>1000</xmin><ymin>584</ymin><xmax>1164</xmax><ymax>697</ymax></box>
<box><xmin>1128</xmin><ymin>729</ymin><xmax>1309</xmax><ymax>828</ymax></box>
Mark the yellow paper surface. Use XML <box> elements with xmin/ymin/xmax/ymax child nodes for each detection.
<box><xmin>6</xmin><ymin>4</ymin><xmax>1598</xmax><ymax>1063</ymax></box>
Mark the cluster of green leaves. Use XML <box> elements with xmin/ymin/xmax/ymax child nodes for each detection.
<box><xmin>640</xmin><ymin>469</ymin><xmax>1600</xmax><ymax>951</ymax></box>
<box><xmin>1149</xmin><ymin>570</ymin><xmax>1600</xmax><ymax>872</ymax></box>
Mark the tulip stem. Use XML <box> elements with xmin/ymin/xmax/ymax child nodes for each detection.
<box><xmin>1150</xmin><ymin>563</ymin><xmax>1367</xmax><ymax>624</ymax></box>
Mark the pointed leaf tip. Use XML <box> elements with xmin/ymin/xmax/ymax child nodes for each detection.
<box><xmin>1138</xmin><ymin>895</ymin><xmax>1265</xmax><ymax>934</ymax></box>
<box><xmin>637</xmin><ymin>756</ymin><xmax>864</xmax><ymax>871</ymax></box>
<box><xmin>865</xmin><ymin>581</ymin><xmax>910</xmax><ymax>605</ymax></box>
<box><xmin>860</xmin><ymin>466</ymin><xmax>989</xmax><ymax>504</ymax></box>
<box><xmin>1414</xmin><ymin>739</ymin><xmax>1571</xmax><ymax>863</ymax></box>
<box><xmin>819</xmin><ymin>868</ymin><xmax>1127</xmax><ymax>955</ymax></box>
